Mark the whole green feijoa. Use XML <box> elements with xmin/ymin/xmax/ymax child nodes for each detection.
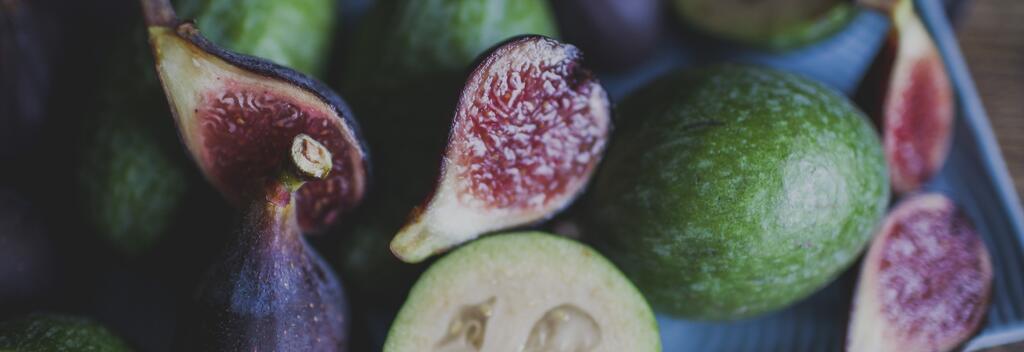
<box><xmin>0</xmin><ymin>314</ymin><xmax>132</xmax><ymax>351</ymax></box>
<box><xmin>175</xmin><ymin>0</ymin><xmax>336</xmax><ymax>76</ymax></box>
<box><xmin>585</xmin><ymin>65</ymin><xmax>888</xmax><ymax>320</ymax></box>
<box><xmin>674</xmin><ymin>0</ymin><xmax>856</xmax><ymax>50</ymax></box>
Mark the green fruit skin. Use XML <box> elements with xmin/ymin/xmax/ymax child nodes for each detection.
<box><xmin>338</xmin><ymin>0</ymin><xmax>557</xmax><ymax>300</ymax></box>
<box><xmin>176</xmin><ymin>0</ymin><xmax>336</xmax><ymax>77</ymax></box>
<box><xmin>585</xmin><ymin>65</ymin><xmax>888</xmax><ymax>320</ymax></box>
<box><xmin>0</xmin><ymin>314</ymin><xmax>132</xmax><ymax>351</ymax></box>
<box><xmin>674</xmin><ymin>0</ymin><xmax>856</xmax><ymax>50</ymax></box>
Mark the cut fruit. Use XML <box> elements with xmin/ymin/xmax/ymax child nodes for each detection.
<box><xmin>180</xmin><ymin>134</ymin><xmax>349</xmax><ymax>350</ymax></box>
<box><xmin>140</xmin><ymin>0</ymin><xmax>369</xmax><ymax>233</ymax></box>
<box><xmin>384</xmin><ymin>232</ymin><xmax>660</xmax><ymax>352</ymax></box>
<box><xmin>847</xmin><ymin>193</ymin><xmax>992</xmax><ymax>352</ymax></box>
<box><xmin>390</xmin><ymin>36</ymin><xmax>611</xmax><ymax>263</ymax></box>
<box><xmin>673</xmin><ymin>0</ymin><xmax>856</xmax><ymax>50</ymax></box>
<box><xmin>856</xmin><ymin>0</ymin><xmax>954</xmax><ymax>194</ymax></box>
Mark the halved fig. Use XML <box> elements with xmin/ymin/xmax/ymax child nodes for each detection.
<box><xmin>857</xmin><ymin>0</ymin><xmax>954</xmax><ymax>194</ymax></box>
<box><xmin>180</xmin><ymin>135</ymin><xmax>349</xmax><ymax>350</ymax></box>
<box><xmin>140</xmin><ymin>0</ymin><xmax>368</xmax><ymax>232</ymax></box>
<box><xmin>384</xmin><ymin>232</ymin><xmax>660</xmax><ymax>352</ymax></box>
<box><xmin>847</xmin><ymin>193</ymin><xmax>992</xmax><ymax>352</ymax></box>
<box><xmin>390</xmin><ymin>36</ymin><xmax>611</xmax><ymax>263</ymax></box>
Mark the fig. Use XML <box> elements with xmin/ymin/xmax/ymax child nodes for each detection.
<box><xmin>0</xmin><ymin>190</ymin><xmax>57</xmax><ymax>312</ymax></box>
<box><xmin>856</xmin><ymin>0</ymin><xmax>954</xmax><ymax>194</ymax></box>
<box><xmin>548</xmin><ymin>0</ymin><xmax>661</xmax><ymax>71</ymax></box>
<box><xmin>141</xmin><ymin>0</ymin><xmax>369</xmax><ymax>233</ymax></box>
<box><xmin>847</xmin><ymin>193</ymin><xmax>992</xmax><ymax>352</ymax></box>
<box><xmin>584</xmin><ymin>65</ymin><xmax>889</xmax><ymax>320</ymax></box>
<box><xmin>0</xmin><ymin>0</ymin><xmax>59</xmax><ymax>160</ymax></box>
<box><xmin>673</xmin><ymin>0</ymin><xmax>857</xmax><ymax>50</ymax></box>
<box><xmin>175</xmin><ymin>0</ymin><xmax>336</xmax><ymax>77</ymax></box>
<box><xmin>390</xmin><ymin>36</ymin><xmax>611</xmax><ymax>263</ymax></box>
<box><xmin>179</xmin><ymin>135</ymin><xmax>350</xmax><ymax>350</ymax></box>
<box><xmin>384</xmin><ymin>232</ymin><xmax>660</xmax><ymax>352</ymax></box>
<box><xmin>0</xmin><ymin>313</ymin><xmax>132</xmax><ymax>351</ymax></box>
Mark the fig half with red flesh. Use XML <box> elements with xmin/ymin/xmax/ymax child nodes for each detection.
<box><xmin>140</xmin><ymin>0</ymin><xmax>368</xmax><ymax>233</ymax></box>
<box><xmin>847</xmin><ymin>193</ymin><xmax>992</xmax><ymax>352</ymax></box>
<box><xmin>390</xmin><ymin>36</ymin><xmax>611</xmax><ymax>263</ymax></box>
<box><xmin>858</xmin><ymin>0</ymin><xmax>954</xmax><ymax>194</ymax></box>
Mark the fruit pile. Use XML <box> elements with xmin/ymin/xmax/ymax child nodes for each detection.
<box><xmin>0</xmin><ymin>0</ymin><xmax>995</xmax><ymax>350</ymax></box>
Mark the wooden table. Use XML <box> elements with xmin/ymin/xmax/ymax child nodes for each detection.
<box><xmin>959</xmin><ymin>0</ymin><xmax>1024</xmax><ymax>197</ymax></box>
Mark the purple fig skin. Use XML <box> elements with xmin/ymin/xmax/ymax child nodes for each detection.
<box><xmin>847</xmin><ymin>193</ymin><xmax>992</xmax><ymax>352</ymax></box>
<box><xmin>549</xmin><ymin>0</ymin><xmax>661</xmax><ymax>71</ymax></box>
<box><xmin>178</xmin><ymin>135</ymin><xmax>349</xmax><ymax>351</ymax></box>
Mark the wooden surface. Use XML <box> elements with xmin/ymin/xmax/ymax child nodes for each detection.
<box><xmin>958</xmin><ymin>0</ymin><xmax>1024</xmax><ymax>196</ymax></box>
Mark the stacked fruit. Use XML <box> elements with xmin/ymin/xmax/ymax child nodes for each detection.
<box><xmin>0</xmin><ymin>0</ymin><xmax>996</xmax><ymax>350</ymax></box>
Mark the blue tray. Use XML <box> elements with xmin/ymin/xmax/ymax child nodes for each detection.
<box><xmin>597</xmin><ymin>0</ymin><xmax>1024</xmax><ymax>350</ymax></box>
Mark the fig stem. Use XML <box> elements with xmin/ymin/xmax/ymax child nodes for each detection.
<box><xmin>278</xmin><ymin>134</ymin><xmax>333</xmax><ymax>193</ymax></box>
<box><xmin>140</xmin><ymin>0</ymin><xmax>178</xmax><ymax>28</ymax></box>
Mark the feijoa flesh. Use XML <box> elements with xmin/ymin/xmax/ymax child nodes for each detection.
<box><xmin>384</xmin><ymin>232</ymin><xmax>660</xmax><ymax>352</ymax></box>
<box><xmin>390</xmin><ymin>36</ymin><xmax>611</xmax><ymax>263</ymax></box>
<box><xmin>585</xmin><ymin>65</ymin><xmax>889</xmax><ymax>320</ymax></box>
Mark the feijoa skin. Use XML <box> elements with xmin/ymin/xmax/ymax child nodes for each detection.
<box><xmin>0</xmin><ymin>314</ymin><xmax>132</xmax><ymax>352</ymax></box>
<box><xmin>175</xmin><ymin>0</ymin><xmax>336</xmax><ymax>77</ymax></box>
<box><xmin>585</xmin><ymin>65</ymin><xmax>889</xmax><ymax>320</ymax></box>
<box><xmin>674</xmin><ymin>0</ymin><xmax>856</xmax><ymax>50</ymax></box>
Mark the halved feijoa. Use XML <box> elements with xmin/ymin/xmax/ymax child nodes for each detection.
<box><xmin>390</xmin><ymin>36</ymin><xmax>610</xmax><ymax>263</ymax></box>
<box><xmin>856</xmin><ymin>0</ymin><xmax>954</xmax><ymax>194</ymax></box>
<box><xmin>847</xmin><ymin>193</ymin><xmax>991</xmax><ymax>352</ymax></box>
<box><xmin>140</xmin><ymin>0</ymin><xmax>368</xmax><ymax>232</ymax></box>
<box><xmin>384</xmin><ymin>232</ymin><xmax>659</xmax><ymax>352</ymax></box>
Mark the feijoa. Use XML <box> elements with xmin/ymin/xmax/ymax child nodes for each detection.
<box><xmin>585</xmin><ymin>65</ymin><xmax>889</xmax><ymax>320</ymax></box>
<box><xmin>674</xmin><ymin>0</ymin><xmax>856</xmax><ymax>50</ymax></box>
<box><xmin>385</xmin><ymin>232</ymin><xmax>660</xmax><ymax>352</ymax></box>
<box><xmin>0</xmin><ymin>314</ymin><xmax>132</xmax><ymax>351</ymax></box>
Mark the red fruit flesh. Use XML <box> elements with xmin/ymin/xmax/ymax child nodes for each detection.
<box><xmin>196</xmin><ymin>80</ymin><xmax>364</xmax><ymax>231</ymax></box>
<box><xmin>391</xmin><ymin>36</ymin><xmax>611</xmax><ymax>263</ymax></box>
<box><xmin>847</xmin><ymin>193</ymin><xmax>992</xmax><ymax>352</ymax></box>
<box><xmin>861</xmin><ymin>0</ymin><xmax>954</xmax><ymax>194</ymax></box>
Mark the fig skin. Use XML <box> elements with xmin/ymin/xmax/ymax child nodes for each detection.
<box><xmin>847</xmin><ymin>193</ymin><xmax>992</xmax><ymax>352</ymax></box>
<box><xmin>337</xmin><ymin>0</ymin><xmax>557</xmax><ymax>301</ymax></box>
<box><xmin>0</xmin><ymin>0</ymin><xmax>59</xmax><ymax>161</ymax></box>
<box><xmin>141</xmin><ymin>0</ymin><xmax>370</xmax><ymax>233</ymax></box>
<box><xmin>174</xmin><ymin>0</ymin><xmax>336</xmax><ymax>77</ymax></box>
<box><xmin>0</xmin><ymin>313</ymin><xmax>132</xmax><ymax>351</ymax></box>
<box><xmin>856</xmin><ymin>0</ymin><xmax>954</xmax><ymax>194</ymax></box>
<box><xmin>584</xmin><ymin>65</ymin><xmax>888</xmax><ymax>320</ymax></box>
<box><xmin>0</xmin><ymin>190</ymin><xmax>57</xmax><ymax>314</ymax></box>
<box><xmin>548</xmin><ymin>0</ymin><xmax>661</xmax><ymax>71</ymax></box>
<box><xmin>178</xmin><ymin>135</ymin><xmax>350</xmax><ymax>351</ymax></box>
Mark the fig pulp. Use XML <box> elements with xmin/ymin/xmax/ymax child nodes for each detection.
<box><xmin>0</xmin><ymin>313</ymin><xmax>132</xmax><ymax>351</ymax></box>
<box><xmin>390</xmin><ymin>36</ymin><xmax>611</xmax><ymax>263</ymax></box>
<box><xmin>857</xmin><ymin>0</ymin><xmax>954</xmax><ymax>194</ymax></box>
<box><xmin>847</xmin><ymin>193</ymin><xmax>992</xmax><ymax>352</ymax></box>
<box><xmin>141</xmin><ymin>0</ymin><xmax>368</xmax><ymax>233</ymax></box>
<box><xmin>384</xmin><ymin>232</ymin><xmax>660</xmax><ymax>352</ymax></box>
<box><xmin>180</xmin><ymin>135</ymin><xmax>349</xmax><ymax>351</ymax></box>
